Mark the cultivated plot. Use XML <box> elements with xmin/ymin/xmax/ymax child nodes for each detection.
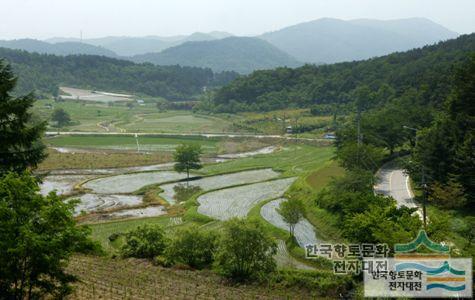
<box><xmin>60</xmin><ymin>87</ymin><xmax>133</xmax><ymax>103</ymax></box>
<box><xmin>108</xmin><ymin>206</ymin><xmax>166</xmax><ymax>218</ymax></box>
<box><xmin>40</xmin><ymin>174</ymin><xmax>93</xmax><ymax>196</ymax></box>
<box><xmin>71</xmin><ymin>194</ymin><xmax>143</xmax><ymax>215</ymax></box>
<box><xmin>197</xmin><ymin>177</ymin><xmax>296</xmax><ymax>220</ymax></box>
<box><xmin>83</xmin><ymin>171</ymin><xmax>188</xmax><ymax>194</ymax></box>
<box><xmin>159</xmin><ymin>168</ymin><xmax>280</xmax><ymax>204</ymax></box>
<box><xmin>260</xmin><ymin>198</ymin><xmax>321</xmax><ymax>247</ymax></box>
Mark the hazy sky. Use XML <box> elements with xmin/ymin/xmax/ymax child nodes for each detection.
<box><xmin>1</xmin><ymin>0</ymin><xmax>474</xmax><ymax>39</ymax></box>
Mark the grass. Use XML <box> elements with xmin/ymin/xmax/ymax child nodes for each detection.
<box><xmin>38</xmin><ymin>149</ymin><xmax>173</xmax><ymax>170</ymax></box>
<box><xmin>200</xmin><ymin>144</ymin><xmax>335</xmax><ymax>177</ymax></box>
<box><xmin>45</xmin><ymin>135</ymin><xmax>221</xmax><ymax>153</ymax></box>
<box><xmin>35</xmin><ymin>99</ymin><xmax>236</xmax><ymax>133</ymax></box>
<box><xmin>67</xmin><ymin>255</ymin><xmax>324</xmax><ymax>299</ymax></box>
<box><xmin>234</xmin><ymin>108</ymin><xmax>333</xmax><ymax>137</ymax></box>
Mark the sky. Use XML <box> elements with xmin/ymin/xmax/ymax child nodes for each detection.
<box><xmin>1</xmin><ymin>0</ymin><xmax>474</xmax><ymax>40</ymax></box>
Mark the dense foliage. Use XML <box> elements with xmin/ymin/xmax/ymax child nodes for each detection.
<box><xmin>411</xmin><ymin>54</ymin><xmax>475</xmax><ymax>207</ymax></box>
<box><xmin>165</xmin><ymin>228</ymin><xmax>218</xmax><ymax>269</ymax></box>
<box><xmin>0</xmin><ymin>47</ymin><xmax>239</xmax><ymax>100</ymax></box>
<box><xmin>0</xmin><ymin>61</ymin><xmax>46</xmax><ymax>174</ymax></box>
<box><xmin>207</xmin><ymin>34</ymin><xmax>475</xmax><ymax>112</ymax></box>
<box><xmin>214</xmin><ymin>218</ymin><xmax>277</xmax><ymax>282</ymax></box>
<box><xmin>133</xmin><ymin>37</ymin><xmax>301</xmax><ymax>74</ymax></box>
<box><xmin>173</xmin><ymin>144</ymin><xmax>203</xmax><ymax>182</ymax></box>
<box><xmin>121</xmin><ymin>225</ymin><xmax>168</xmax><ymax>259</ymax></box>
<box><xmin>0</xmin><ymin>172</ymin><xmax>99</xmax><ymax>299</ymax></box>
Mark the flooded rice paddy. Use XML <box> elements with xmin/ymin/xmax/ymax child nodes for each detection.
<box><xmin>159</xmin><ymin>168</ymin><xmax>280</xmax><ymax>204</ymax></box>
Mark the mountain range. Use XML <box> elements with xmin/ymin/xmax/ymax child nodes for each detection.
<box><xmin>0</xmin><ymin>18</ymin><xmax>459</xmax><ymax>73</ymax></box>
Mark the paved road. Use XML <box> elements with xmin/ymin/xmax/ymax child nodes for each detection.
<box><xmin>374</xmin><ymin>164</ymin><xmax>418</xmax><ymax>208</ymax></box>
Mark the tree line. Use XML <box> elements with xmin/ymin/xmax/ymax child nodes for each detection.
<box><xmin>0</xmin><ymin>47</ymin><xmax>239</xmax><ymax>100</ymax></box>
<box><xmin>203</xmin><ymin>33</ymin><xmax>475</xmax><ymax>112</ymax></box>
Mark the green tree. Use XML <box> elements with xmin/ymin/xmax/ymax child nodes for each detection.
<box><xmin>121</xmin><ymin>225</ymin><xmax>168</xmax><ymax>259</ymax></box>
<box><xmin>0</xmin><ymin>61</ymin><xmax>46</xmax><ymax>174</ymax></box>
<box><xmin>412</xmin><ymin>54</ymin><xmax>475</xmax><ymax>205</ymax></box>
<box><xmin>335</xmin><ymin>142</ymin><xmax>385</xmax><ymax>172</ymax></box>
<box><xmin>0</xmin><ymin>172</ymin><xmax>99</xmax><ymax>299</ymax></box>
<box><xmin>278</xmin><ymin>199</ymin><xmax>306</xmax><ymax>238</ymax></box>
<box><xmin>173</xmin><ymin>144</ymin><xmax>203</xmax><ymax>183</ymax></box>
<box><xmin>214</xmin><ymin>219</ymin><xmax>277</xmax><ymax>282</ymax></box>
<box><xmin>165</xmin><ymin>228</ymin><xmax>217</xmax><ymax>269</ymax></box>
<box><xmin>51</xmin><ymin>108</ymin><xmax>71</xmax><ymax>127</ymax></box>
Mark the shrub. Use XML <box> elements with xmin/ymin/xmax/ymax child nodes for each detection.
<box><xmin>173</xmin><ymin>184</ymin><xmax>202</xmax><ymax>202</ymax></box>
<box><xmin>214</xmin><ymin>218</ymin><xmax>277</xmax><ymax>282</ymax></box>
<box><xmin>270</xmin><ymin>269</ymin><xmax>354</xmax><ymax>298</ymax></box>
<box><xmin>121</xmin><ymin>225</ymin><xmax>167</xmax><ymax>259</ymax></box>
<box><xmin>165</xmin><ymin>228</ymin><xmax>218</xmax><ymax>269</ymax></box>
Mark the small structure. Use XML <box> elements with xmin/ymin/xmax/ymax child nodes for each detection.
<box><xmin>323</xmin><ymin>133</ymin><xmax>336</xmax><ymax>139</ymax></box>
<box><xmin>136</xmin><ymin>99</ymin><xmax>145</xmax><ymax>106</ymax></box>
<box><xmin>286</xmin><ymin>126</ymin><xmax>293</xmax><ymax>134</ymax></box>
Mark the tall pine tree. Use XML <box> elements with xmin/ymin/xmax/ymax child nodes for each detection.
<box><xmin>0</xmin><ymin>60</ymin><xmax>46</xmax><ymax>173</ymax></box>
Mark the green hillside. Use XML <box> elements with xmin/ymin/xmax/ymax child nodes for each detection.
<box><xmin>208</xmin><ymin>33</ymin><xmax>475</xmax><ymax>112</ymax></box>
<box><xmin>133</xmin><ymin>37</ymin><xmax>301</xmax><ymax>74</ymax></box>
<box><xmin>0</xmin><ymin>47</ymin><xmax>238</xmax><ymax>100</ymax></box>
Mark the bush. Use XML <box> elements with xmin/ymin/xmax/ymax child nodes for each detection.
<box><xmin>270</xmin><ymin>269</ymin><xmax>354</xmax><ymax>298</ymax></box>
<box><xmin>165</xmin><ymin>228</ymin><xmax>218</xmax><ymax>269</ymax></box>
<box><xmin>121</xmin><ymin>225</ymin><xmax>167</xmax><ymax>259</ymax></box>
<box><xmin>153</xmin><ymin>255</ymin><xmax>173</xmax><ymax>268</ymax></box>
<box><xmin>214</xmin><ymin>218</ymin><xmax>277</xmax><ymax>282</ymax></box>
<box><xmin>173</xmin><ymin>184</ymin><xmax>202</xmax><ymax>202</ymax></box>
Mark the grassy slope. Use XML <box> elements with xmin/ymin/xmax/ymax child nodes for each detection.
<box><xmin>45</xmin><ymin>135</ymin><xmax>221</xmax><ymax>153</ymax></box>
<box><xmin>86</xmin><ymin>145</ymin><xmax>338</xmax><ymax>251</ymax></box>
<box><xmin>67</xmin><ymin>255</ymin><xmax>322</xmax><ymax>299</ymax></box>
<box><xmin>35</xmin><ymin>99</ymin><xmax>235</xmax><ymax>133</ymax></box>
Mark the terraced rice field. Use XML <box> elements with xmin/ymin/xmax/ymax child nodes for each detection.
<box><xmin>261</xmin><ymin>198</ymin><xmax>321</xmax><ymax>247</ymax></box>
<box><xmin>83</xmin><ymin>171</ymin><xmax>188</xmax><ymax>194</ymax></box>
<box><xmin>108</xmin><ymin>206</ymin><xmax>166</xmax><ymax>218</ymax></box>
<box><xmin>197</xmin><ymin>178</ymin><xmax>296</xmax><ymax>220</ymax></box>
<box><xmin>72</xmin><ymin>194</ymin><xmax>143</xmax><ymax>215</ymax></box>
<box><xmin>40</xmin><ymin>175</ymin><xmax>93</xmax><ymax>196</ymax></box>
<box><xmin>274</xmin><ymin>240</ymin><xmax>314</xmax><ymax>270</ymax></box>
<box><xmin>159</xmin><ymin>168</ymin><xmax>280</xmax><ymax>204</ymax></box>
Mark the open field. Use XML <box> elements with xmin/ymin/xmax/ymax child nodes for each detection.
<box><xmin>197</xmin><ymin>177</ymin><xmax>296</xmax><ymax>220</ymax></box>
<box><xmin>38</xmin><ymin>149</ymin><xmax>173</xmax><ymax>170</ymax></box>
<box><xmin>35</xmin><ymin>99</ymin><xmax>333</xmax><ymax>138</ymax></box>
<box><xmin>160</xmin><ymin>168</ymin><xmax>280</xmax><ymax>204</ymax></box>
<box><xmin>60</xmin><ymin>87</ymin><xmax>133</xmax><ymax>102</ymax></box>
<box><xmin>67</xmin><ymin>255</ymin><xmax>321</xmax><ymax>299</ymax></box>
<box><xmin>200</xmin><ymin>144</ymin><xmax>334</xmax><ymax>177</ymax></box>
<box><xmin>35</xmin><ymin>98</ymin><xmax>237</xmax><ymax>133</ymax></box>
<box><xmin>45</xmin><ymin>135</ymin><xmax>221</xmax><ymax>153</ymax></box>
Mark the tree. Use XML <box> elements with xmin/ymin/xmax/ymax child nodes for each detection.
<box><xmin>335</xmin><ymin>142</ymin><xmax>385</xmax><ymax>172</ymax></box>
<box><xmin>173</xmin><ymin>144</ymin><xmax>202</xmax><ymax>183</ymax></box>
<box><xmin>278</xmin><ymin>199</ymin><xmax>306</xmax><ymax>238</ymax></box>
<box><xmin>214</xmin><ymin>218</ymin><xmax>277</xmax><ymax>282</ymax></box>
<box><xmin>121</xmin><ymin>225</ymin><xmax>168</xmax><ymax>259</ymax></box>
<box><xmin>51</xmin><ymin>108</ymin><xmax>71</xmax><ymax>128</ymax></box>
<box><xmin>412</xmin><ymin>54</ymin><xmax>475</xmax><ymax>206</ymax></box>
<box><xmin>0</xmin><ymin>61</ymin><xmax>46</xmax><ymax>174</ymax></box>
<box><xmin>0</xmin><ymin>172</ymin><xmax>99</xmax><ymax>299</ymax></box>
<box><xmin>165</xmin><ymin>228</ymin><xmax>217</xmax><ymax>269</ymax></box>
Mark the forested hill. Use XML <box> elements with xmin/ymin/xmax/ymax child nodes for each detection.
<box><xmin>208</xmin><ymin>33</ymin><xmax>475</xmax><ymax>112</ymax></box>
<box><xmin>132</xmin><ymin>37</ymin><xmax>301</xmax><ymax>74</ymax></box>
<box><xmin>0</xmin><ymin>48</ymin><xmax>238</xmax><ymax>100</ymax></box>
<box><xmin>0</xmin><ymin>39</ymin><xmax>118</xmax><ymax>57</ymax></box>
